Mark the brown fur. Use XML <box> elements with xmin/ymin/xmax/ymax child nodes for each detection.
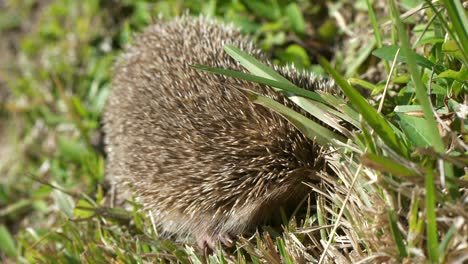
<box><xmin>103</xmin><ymin>16</ymin><xmax>334</xmax><ymax>250</ymax></box>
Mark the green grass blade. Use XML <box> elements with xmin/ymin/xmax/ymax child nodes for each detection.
<box><xmin>438</xmin><ymin>224</ymin><xmax>457</xmax><ymax>261</ymax></box>
<box><xmin>224</xmin><ymin>44</ymin><xmax>292</xmax><ymax>83</ymax></box>
<box><xmin>317</xmin><ymin>199</ymin><xmax>327</xmax><ymax>242</ymax></box>
<box><xmin>361</xmin><ymin>153</ymin><xmax>418</xmax><ymax>177</ymax></box>
<box><xmin>348</xmin><ymin>78</ymin><xmax>378</xmax><ymax>91</ymax></box>
<box><xmin>365</xmin><ymin>0</ymin><xmax>382</xmax><ymax>48</ymax></box>
<box><xmin>388</xmin><ymin>210</ymin><xmax>408</xmax><ymax>258</ymax></box>
<box><xmin>290</xmin><ymin>95</ymin><xmax>358</xmax><ymax>132</ymax></box>
<box><xmin>425</xmin><ymin>163</ymin><xmax>439</xmax><ymax>263</ymax></box>
<box><xmin>408</xmin><ymin>195</ymin><xmax>423</xmax><ymax>248</ymax></box>
<box><xmin>277</xmin><ymin>238</ymin><xmax>294</xmax><ymax>264</ymax></box>
<box><xmin>366</xmin><ymin>0</ymin><xmax>390</xmax><ymax>73</ymax></box>
<box><xmin>320</xmin><ymin>93</ymin><xmax>360</xmax><ymax>124</ymax></box>
<box><xmin>243</xmin><ymin>89</ymin><xmax>346</xmax><ymax>145</ymax></box>
<box><xmin>191</xmin><ymin>64</ymin><xmax>328</xmax><ymax>104</ymax></box>
<box><xmin>319</xmin><ymin>57</ymin><xmax>408</xmax><ymax>157</ymax></box>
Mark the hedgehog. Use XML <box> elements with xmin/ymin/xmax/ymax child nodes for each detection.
<box><xmin>103</xmin><ymin>16</ymin><xmax>335</xmax><ymax>252</ymax></box>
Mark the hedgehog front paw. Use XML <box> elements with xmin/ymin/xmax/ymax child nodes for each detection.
<box><xmin>196</xmin><ymin>232</ymin><xmax>234</xmax><ymax>255</ymax></box>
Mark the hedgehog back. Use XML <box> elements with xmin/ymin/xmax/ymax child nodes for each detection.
<box><xmin>104</xmin><ymin>17</ymin><xmax>327</xmax><ymax>246</ymax></box>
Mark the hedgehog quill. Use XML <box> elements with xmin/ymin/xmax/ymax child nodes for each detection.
<box><xmin>103</xmin><ymin>16</ymin><xmax>335</xmax><ymax>252</ymax></box>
